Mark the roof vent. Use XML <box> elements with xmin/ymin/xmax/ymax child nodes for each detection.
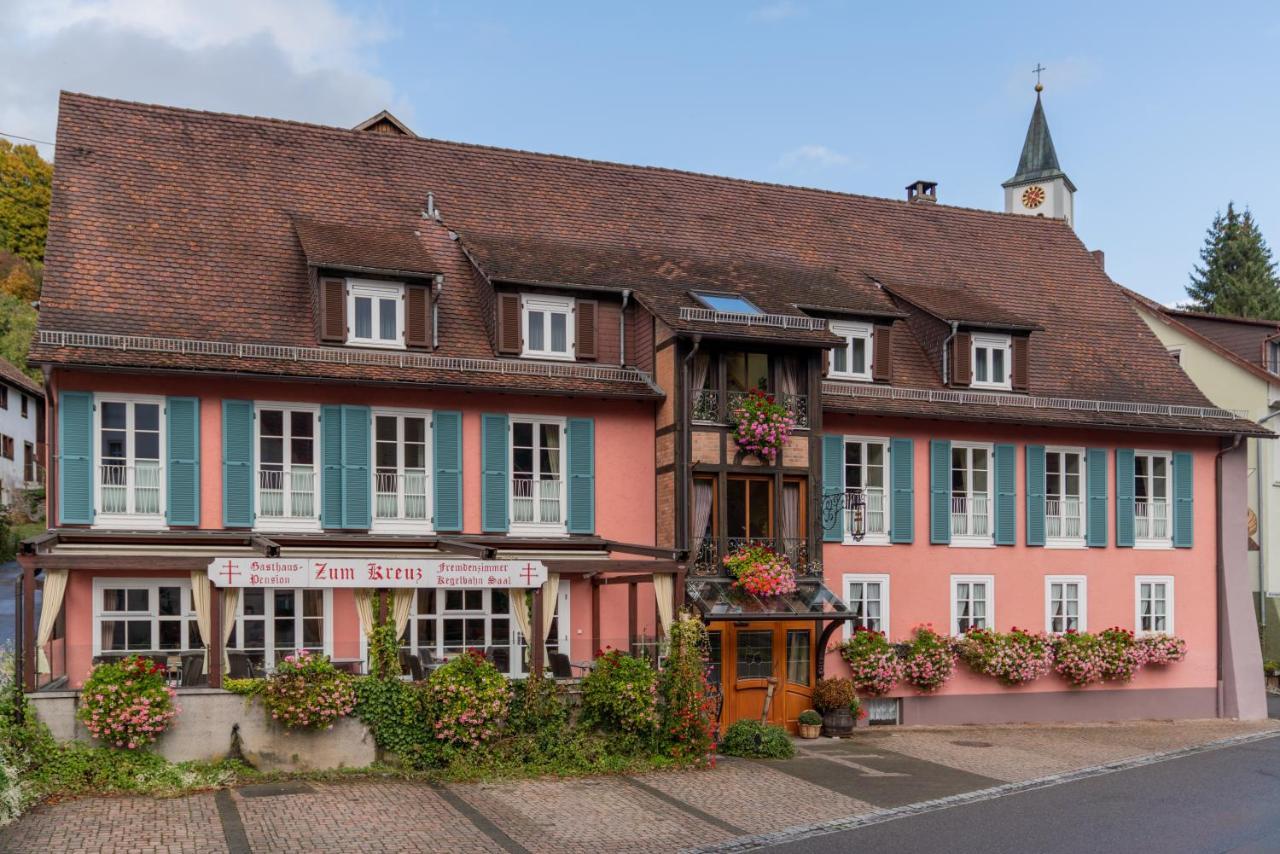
<box><xmin>906</xmin><ymin>180</ymin><xmax>937</xmax><ymax>204</ymax></box>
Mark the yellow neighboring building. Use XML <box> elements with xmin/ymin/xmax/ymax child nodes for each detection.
<box><xmin>1127</xmin><ymin>290</ymin><xmax>1280</xmax><ymax>657</ymax></box>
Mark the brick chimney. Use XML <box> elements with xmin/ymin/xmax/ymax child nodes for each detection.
<box><xmin>906</xmin><ymin>180</ymin><xmax>937</xmax><ymax>204</ymax></box>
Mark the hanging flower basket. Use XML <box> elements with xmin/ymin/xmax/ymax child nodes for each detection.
<box><xmin>723</xmin><ymin>543</ymin><xmax>797</xmax><ymax>597</ymax></box>
<box><xmin>730</xmin><ymin>388</ymin><xmax>796</xmax><ymax>464</ymax></box>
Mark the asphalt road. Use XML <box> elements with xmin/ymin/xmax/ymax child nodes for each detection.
<box><xmin>768</xmin><ymin>732</ymin><xmax>1280</xmax><ymax>854</ymax></box>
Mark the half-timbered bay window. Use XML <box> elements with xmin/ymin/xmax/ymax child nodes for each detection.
<box><xmin>522</xmin><ymin>294</ymin><xmax>574</xmax><ymax>360</ymax></box>
<box><xmin>844</xmin><ymin>437</ymin><xmax>889</xmax><ymax>542</ymax></box>
<box><xmin>1046</xmin><ymin>447</ymin><xmax>1086</xmax><ymax>545</ymax></box>
<box><xmin>227</xmin><ymin>588</ymin><xmax>328</xmax><ymax>670</ymax></box>
<box><xmin>829</xmin><ymin>321</ymin><xmax>873</xmax><ymax>381</ymax></box>
<box><xmin>511</xmin><ymin>417</ymin><xmax>565</xmax><ymax>530</ymax></box>
<box><xmin>96</xmin><ymin>396</ymin><xmax>164</xmax><ymax>526</ymax></box>
<box><xmin>92</xmin><ymin>578</ymin><xmax>200</xmax><ymax>656</ymax></box>
<box><xmin>971</xmin><ymin>333</ymin><xmax>1012</xmax><ymax>390</ymax></box>
<box><xmin>347</xmin><ymin>279</ymin><xmax>404</xmax><ymax>348</ymax></box>
<box><xmin>950</xmin><ymin>443</ymin><xmax>992</xmax><ymax>541</ymax></box>
<box><xmin>256</xmin><ymin>405</ymin><xmax>319</xmax><ymax>530</ymax></box>
<box><xmin>373</xmin><ymin>410</ymin><xmax>431</xmax><ymax>532</ymax></box>
<box><xmin>1134</xmin><ymin>451</ymin><xmax>1171</xmax><ymax>543</ymax></box>
<box><xmin>951</xmin><ymin>575</ymin><xmax>993</xmax><ymax>634</ymax></box>
<box><xmin>843</xmin><ymin>574</ymin><xmax>889</xmax><ymax>636</ymax></box>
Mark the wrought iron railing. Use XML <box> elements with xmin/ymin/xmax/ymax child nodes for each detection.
<box><xmin>375</xmin><ymin>469</ymin><xmax>430</xmax><ymax>521</ymax></box>
<box><xmin>98</xmin><ymin>461</ymin><xmax>162</xmax><ymax>515</ymax></box>
<box><xmin>951</xmin><ymin>494</ymin><xmax>991</xmax><ymax>538</ymax></box>
<box><xmin>691</xmin><ymin>389</ymin><xmax>720</xmax><ymax>422</ymax></box>
<box><xmin>692</xmin><ymin>389</ymin><xmax>809</xmax><ymax>428</ymax></box>
<box><xmin>1135</xmin><ymin>499</ymin><xmax>1169</xmax><ymax>540</ymax></box>
<box><xmin>690</xmin><ymin>536</ymin><xmax>819</xmax><ymax>578</ymax></box>
<box><xmin>512</xmin><ymin>477</ymin><xmax>563</xmax><ymax>525</ymax></box>
<box><xmin>258</xmin><ymin>465</ymin><xmax>316</xmax><ymax>519</ymax></box>
<box><xmin>1046</xmin><ymin>497</ymin><xmax>1083</xmax><ymax>539</ymax></box>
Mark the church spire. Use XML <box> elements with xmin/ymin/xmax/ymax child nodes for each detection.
<box><xmin>1003</xmin><ymin>71</ymin><xmax>1076</xmax><ymax>227</ymax></box>
<box><xmin>1003</xmin><ymin>90</ymin><xmax>1070</xmax><ymax>188</ymax></box>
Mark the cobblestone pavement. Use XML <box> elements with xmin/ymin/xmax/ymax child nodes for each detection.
<box><xmin>3</xmin><ymin>719</ymin><xmax>1277</xmax><ymax>854</ymax></box>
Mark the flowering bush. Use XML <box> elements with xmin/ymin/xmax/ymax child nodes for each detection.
<box><xmin>580</xmin><ymin>650</ymin><xmax>659</xmax><ymax>748</ymax></box>
<box><xmin>1097</xmin><ymin>627</ymin><xmax>1142</xmax><ymax>682</ymax></box>
<box><xmin>900</xmin><ymin>624</ymin><xmax>956</xmax><ymax>692</ymax></box>
<box><xmin>77</xmin><ymin>656</ymin><xmax>178</xmax><ymax>748</ymax></box>
<box><xmin>1053</xmin><ymin>630</ymin><xmax>1106</xmax><ymax>687</ymax></box>
<box><xmin>811</xmin><ymin>677</ymin><xmax>857</xmax><ymax>713</ymax></box>
<box><xmin>730</xmin><ymin>388</ymin><xmax>796</xmax><ymax>464</ymax></box>
<box><xmin>658</xmin><ymin>613</ymin><xmax>717</xmax><ymax>764</ymax></box>
<box><xmin>837</xmin><ymin>627</ymin><xmax>900</xmax><ymax>695</ymax></box>
<box><xmin>723</xmin><ymin>543</ymin><xmax>797</xmax><ymax>597</ymax></box>
<box><xmin>423</xmin><ymin>651</ymin><xmax>510</xmax><ymax>749</ymax></box>
<box><xmin>1137</xmin><ymin>633</ymin><xmax>1188</xmax><ymax>666</ymax></box>
<box><xmin>262</xmin><ymin>651</ymin><xmax>355</xmax><ymax>730</ymax></box>
<box><xmin>957</xmin><ymin>627</ymin><xmax>1054</xmax><ymax>686</ymax></box>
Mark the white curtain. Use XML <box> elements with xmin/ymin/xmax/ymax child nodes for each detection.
<box><xmin>778</xmin><ymin>356</ymin><xmax>803</xmax><ymax>398</ymax></box>
<box><xmin>392</xmin><ymin>589</ymin><xmax>414</xmax><ymax>640</ymax></box>
<box><xmin>692</xmin><ymin>479</ymin><xmax>714</xmax><ymax>553</ymax></box>
<box><xmin>36</xmin><ymin>569</ymin><xmax>68</xmax><ymax>673</ymax></box>
<box><xmin>190</xmin><ymin>570</ymin><xmax>212</xmax><ymax>673</ymax></box>
<box><xmin>653</xmin><ymin>573</ymin><xmax>674</xmax><ymax>637</ymax></box>
<box><xmin>220</xmin><ymin>587</ymin><xmax>240</xmax><ymax>674</ymax></box>
<box><xmin>781</xmin><ymin>483</ymin><xmax>800</xmax><ymax>541</ymax></box>
<box><xmin>690</xmin><ymin>352</ymin><xmax>710</xmax><ymax>393</ymax></box>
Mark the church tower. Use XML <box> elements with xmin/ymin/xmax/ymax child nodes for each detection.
<box><xmin>1003</xmin><ymin>79</ymin><xmax>1076</xmax><ymax>227</ymax></box>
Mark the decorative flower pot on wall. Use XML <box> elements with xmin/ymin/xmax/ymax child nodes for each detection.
<box><xmin>821</xmin><ymin>707</ymin><xmax>854</xmax><ymax>737</ymax></box>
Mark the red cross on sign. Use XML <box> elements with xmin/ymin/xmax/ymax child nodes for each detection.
<box><xmin>520</xmin><ymin>563</ymin><xmax>539</xmax><ymax>586</ymax></box>
<box><xmin>218</xmin><ymin>560</ymin><xmax>241</xmax><ymax>586</ymax></box>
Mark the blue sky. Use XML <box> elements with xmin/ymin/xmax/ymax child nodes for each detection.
<box><xmin>6</xmin><ymin>0</ymin><xmax>1280</xmax><ymax>305</ymax></box>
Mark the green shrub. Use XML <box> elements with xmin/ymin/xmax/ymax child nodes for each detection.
<box><xmin>797</xmin><ymin>709</ymin><xmax>822</xmax><ymax>726</ymax></box>
<box><xmin>580</xmin><ymin>650</ymin><xmax>658</xmax><ymax>751</ymax></box>
<box><xmin>657</xmin><ymin>614</ymin><xmax>716</xmax><ymax>764</ymax></box>
<box><xmin>223</xmin><ymin>677</ymin><xmax>265</xmax><ymax>696</ymax></box>
<box><xmin>422</xmin><ymin>651</ymin><xmax>509</xmax><ymax>753</ymax></box>
<box><xmin>1264</xmin><ymin>659</ymin><xmax>1280</xmax><ymax>676</ymax></box>
<box><xmin>719</xmin><ymin>720</ymin><xmax>794</xmax><ymax>759</ymax></box>
<box><xmin>262</xmin><ymin>651</ymin><xmax>355</xmax><ymax>729</ymax></box>
<box><xmin>354</xmin><ymin>676</ymin><xmax>434</xmax><ymax>765</ymax></box>
<box><xmin>78</xmin><ymin>656</ymin><xmax>178</xmax><ymax>748</ymax></box>
<box><xmin>367</xmin><ymin>621</ymin><xmax>400</xmax><ymax>681</ymax></box>
<box><xmin>812</xmin><ymin>677</ymin><xmax>856</xmax><ymax>713</ymax></box>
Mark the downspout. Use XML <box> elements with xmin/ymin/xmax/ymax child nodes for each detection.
<box><xmin>43</xmin><ymin>365</ymin><xmax>56</xmax><ymax>528</ymax></box>
<box><xmin>1254</xmin><ymin>409</ymin><xmax>1280</xmax><ymax>632</ymax></box>
<box><xmin>1216</xmin><ymin>433</ymin><xmax>1244</xmax><ymax>718</ymax></box>
<box><xmin>941</xmin><ymin>321</ymin><xmax>959</xmax><ymax>386</ymax></box>
<box><xmin>680</xmin><ymin>336</ymin><xmax>702</xmax><ymax>554</ymax></box>
<box><xmin>619</xmin><ymin>289</ymin><xmax>631</xmax><ymax>365</ymax></box>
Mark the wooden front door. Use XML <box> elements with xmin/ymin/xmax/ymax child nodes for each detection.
<box><xmin>707</xmin><ymin>621</ymin><xmax>815</xmax><ymax>733</ymax></box>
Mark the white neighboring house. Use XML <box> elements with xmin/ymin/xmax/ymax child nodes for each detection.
<box><xmin>0</xmin><ymin>357</ymin><xmax>43</xmax><ymax>507</ymax></box>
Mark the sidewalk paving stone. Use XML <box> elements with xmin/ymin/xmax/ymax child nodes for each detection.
<box><xmin>0</xmin><ymin>793</ymin><xmax>227</xmax><ymax>854</ymax></box>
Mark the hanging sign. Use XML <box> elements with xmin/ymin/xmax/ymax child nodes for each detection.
<box><xmin>207</xmin><ymin>557</ymin><xmax>548</xmax><ymax>589</ymax></box>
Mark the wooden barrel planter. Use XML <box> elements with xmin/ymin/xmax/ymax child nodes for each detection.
<box><xmin>821</xmin><ymin>707</ymin><xmax>855</xmax><ymax>737</ymax></box>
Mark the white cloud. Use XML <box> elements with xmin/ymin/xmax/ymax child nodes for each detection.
<box><xmin>778</xmin><ymin>144</ymin><xmax>853</xmax><ymax>170</ymax></box>
<box><xmin>750</xmin><ymin>2</ymin><xmax>804</xmax><ymax>22</ymax></box>
<box><xmin>0</xmin><ymin>0</ymin><xmax>403</xmax><ymax>151</ymax></box>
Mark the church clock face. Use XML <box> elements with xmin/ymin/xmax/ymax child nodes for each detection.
<box><xmin>1021</xmin><ymin>185</ymin><xmax>1046</xmax><ymax>209</ymax></box>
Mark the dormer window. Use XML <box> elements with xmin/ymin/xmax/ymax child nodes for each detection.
<box><xmin>522</xmin><ymin>294</ymin><xmax>575</xmax><ymax>360</ymax></box>
<box><xmin>829</xmin><ymin>321</ymin><xmax>873</xmax><ymax>381</ymax></box>
<box><xmin>691</xmin><ymin>292</ymin><xmax>762</xmax><ymax>315</ymax></box>
<box><xmin>347</xmin><ymin>279</ymin><xmax>405</xmax><ymax>349</ymax></box>
<box><xmin>971</xmin><ymin>333</ymin><xmax>1012</xmax><ymax>390</ymax></box>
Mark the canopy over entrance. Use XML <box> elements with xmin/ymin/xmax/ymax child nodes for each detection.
<box><xmin>685</xmin><ymin>578</ymin><xmax>849</xmax><ymax>622</ymax></box>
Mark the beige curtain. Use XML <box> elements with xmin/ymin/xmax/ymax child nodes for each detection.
<box><xmin>541</xmin><ymin>574</ymin><xmax>560</xmax><ymax>645</ymax></box>
<box><xmin>354</xmin><ymin>589</ymin><xmax>375</xmax><ymax>640</ymax></box>
<box><xmin>36</xmin><ymin>569</ymin><xmax>68</xmax><ymax>673</ymax></box>
<box><xmin>190</xmin><ymin>570</ymin><xmax>212</xmax><ymax>673</ymax></box>
<box><xmin>512</xmin><ymin>589</ymin><xmax>532</xmax><ymax>646</ymax></box>
<box><xmin>392</xmin><ymin>589</ymin><xmax>414</xmax><ymax>640</ymax></box>
<box><xmin>653</xmin><ymin>573</ymin><xmax>674</xmax><ymax>637</ymax></box>
<box><xmin>220</xmin><ymin>587</ymin><xmax>240</xmax><ymax>674</ymax></box>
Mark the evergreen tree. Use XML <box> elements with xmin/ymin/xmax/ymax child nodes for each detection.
<box><xmin>1186</xmin><ymin>203</ymin><xmax>1280</xmax><ymax>319</ymax></box>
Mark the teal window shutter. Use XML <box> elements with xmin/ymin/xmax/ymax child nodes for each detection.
<box><xmin>1115</xmin><ymin>448</ymin><xmax>1136</xmax><ymax>548</ymax></box>
<box><xmin>1086</xmin><ymin>448</ymin><xmax>1108</xmax><ymax>547</ymax></box>
<box><xmin>221</xmin><ymin>401</ymin><xmax>254</xmax><ymax>528</ymax></box>
<box><xmin>341</xmin><ymin>405</ymin><xmax>371</xmax><ymax>529</ymax></box>
<box><xmin>929</xmin><ymin>440</ymin><xmax>952</xmax><ymax>544</ymax></box>
<box><xmin>994</xmin><ymin>444</ymin><xmax>1016</xmax><ymax>545</ymax></box>
<box><xmin>433</xmin><ymin>411</ymin><xmax>462</xmax><ymax>532</ymax></box>
<box><xmin>566</xmin><ymin>418</ymin><xmax>595</xmax><ymax>534</ymax></box>
<box><xmin>889</xmin><ymin>438</ymin><xmax>914</xmax><ymax>543</ymax></box>
<box><xmin>481</xmin><ymin>414</ymin><xmax>510</xmax><ymax>532</ymax></box>
<box><xmin>1172</xmin><ymin>451</ymin><xmax>1194</xmax><ymax>548</ymax></box>
<box><xmin>320</xmin><ymin>404</ymin><xmax>343</xmax><ymax>529</ymax></box>
<box><xmin>1025</xmin><ymin>445</ymin><xmax>1046</xmax><ymax>547</ymax></box>
<box><xmin>58</xmin><ymin>391</ymin><xmax>94</xmax><ymax>525</ymax></box>
<box><xmin>821</xmin><ymin>434</ymin><xmax>844</xmax><ymax>542</ymax></box>
<box><xmin>165</xmin><ymin>397</ymin><xmax>200</xmax><ymax>526</ymax></box>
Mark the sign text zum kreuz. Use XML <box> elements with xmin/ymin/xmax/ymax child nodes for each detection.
<box><xmin>208</xmin><ymin>557</ymin><xmax>549</xmax><ymax>589</ymax></box>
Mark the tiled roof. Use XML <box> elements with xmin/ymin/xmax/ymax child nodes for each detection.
<box><xmin>0</xmin><ymin>356</ymin><xmax>41</xmax><ymax>396</ymax></box>
<box><xmin>292</xmin><ymin>216</ymin><xmax>442</xmax><ymax>277</ymax></box>
<box><xmin>33</xmin><ymin>93</ymin><xmax>1252</xmax><ymax>434</ymax></box>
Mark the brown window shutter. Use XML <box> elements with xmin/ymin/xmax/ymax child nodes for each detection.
<box><xmin>821</xmin><ymin>348</ymin><xmax>830</xmax><ymax>377</ymax></box>
<box><xmin>405</xmin><ymin>284</ymin><xmax>431</xmax><ymax>348</ymax></box>
<box><xmin>497</xmin><ymin>292</ymin><xmax>522</xmax><ymax>354</ymax></box>
<box><xmin>576</xmin><ymin>299</ymin><xmax>598</xmax><ymax>360</ymax></box>
<box><xmin>320</xmin><ymin>277</ymin><xmax>346</xmax><ymax>342</ymax></box>
<box><xmin>951</xmin><ymin>332</ymin><xmax>972</xmax><ymax>386</ymax></box>
<box><xmin>1012</xmin><ymin>335</ymin><xmax>1029</xmax><ymax>391</ymax></box>
<box><xmin>872</xmin><ymin>323</ymin><xmax>893</xmax><ymax>382</ymax></box>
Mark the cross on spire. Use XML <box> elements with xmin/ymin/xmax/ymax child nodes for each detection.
<box><xmin>1033</xmin><ymin>63</ymin><xmax>1046</xmax><ymax>92</ymax></box>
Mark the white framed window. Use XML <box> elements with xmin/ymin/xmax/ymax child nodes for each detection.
<box><xmin>842</xmin><ymin>574</ymin><xmax>889</xmax><ymax>638</ymax></box>
<box><xmin>94</xmin><ymin>395</ymin><xmax>165</xmax><ymax>528</ymax></box>
<box><xmin>91</xmin><ymin>578</ymin><xmax>201</xmax><ymax>656</ymax></box>
<box><xmin>510</xmin><ymin>415</ymin><xmax>567</xmax><ymax>534</ymax></box>
<box><xmin>228</xmin><ymin>587</ymin><xmax>331</xmax><ymax>671</ymax></box>
<box><xmin>971</xmin><ymin>333</ymin><xmax>1012</xmax><ymax>390</ymax></box>
<box><xmin>400</xmin><ymin>585</ymin><xmax>569</xmax><ymax>676</ymax></box>
<box><xmin>346</xmin><ymin>279</ymin><xmax>405</xmax><ymax>349</ymax></box>
<box><xmin>255</xmin><ymin>403</ymin><xmax>321</xmax><ymax>531</ymax></box>
<box><xmin>372</xmin><ymin>409</ymin><xmax>432</xmax><ymax>533</ymax></box>
<box><xmin>1167</xmin><ymin>346</ymin><xmax>1184</xmax><ymax>366</ymax></box>
<box><xmin>1045</xmin><ymin>575</ymin><xmax>1087</xmax><ymax>634</ymax></box>
<box><xmin>843</xmin><ymin>436</ymin><xmax>890</xmax><ymax>543</ymax></box>
<box><xmin>1134</xmin><ymin>451</ymin><xmax>1172</xmax><ymax>546</ymax></box>
<box><xmin>521</xmin><ymin>294</ymin><xmax>575</xmax><ymax>360</ymax></box>
<box><xmin>1135</xmin><ymin>576</ymin><xmax>1174</xmax><ymax>635</ymax></box>
<box><xmin>829</xmin><ymin>321</ymin><xmax>873</xmax><ymax>381</ymax></box>
<box><xmin>951</xmin><ymin>574</ymin><xmax>994</xmax><ymax>635</ymax></box>
<box><xmin>1046</xmin><ymin>447</ymin><xmax>1086</xmax><ymax>546</ymax></box>
<box><xmin>1268</xmin><ymin>340</ymin><xmax>1280</xmax><ymax>375</ymax></box>
<box><xmin>951</xmin><ymin>443</ymin><xmax>993</xmax><ymax>545</ymax></box>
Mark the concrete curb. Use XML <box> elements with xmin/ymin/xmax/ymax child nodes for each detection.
<box><xmin>683</xmin><ymin>728</ymin><xmax>1280</xmax><ymax>852</ymax></box>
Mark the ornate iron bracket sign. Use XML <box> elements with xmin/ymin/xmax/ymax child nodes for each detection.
<box><xmin>821</xmin><ymin>489</ymin><xmax>867</xmax><ymax>542</ymax></box>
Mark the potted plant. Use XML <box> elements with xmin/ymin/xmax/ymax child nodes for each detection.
<box><xmin>812</xmin><ymin>677</ymin><xmax>857</xmax><ymax>737</ymax></box>
<box><xmin>797</xmin><ymin>709</ymin><xmax>822</xmax><ymax>739</ymax></box>
<box><xmin>851</xmin><ymin>694</ymin><xmax>869</xmax><ymax>728</ymax></box>
<box><xmin>1266</xmin><ymin>660</ymin><xmax>1280</xmax><ymax>693</ymax></box>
